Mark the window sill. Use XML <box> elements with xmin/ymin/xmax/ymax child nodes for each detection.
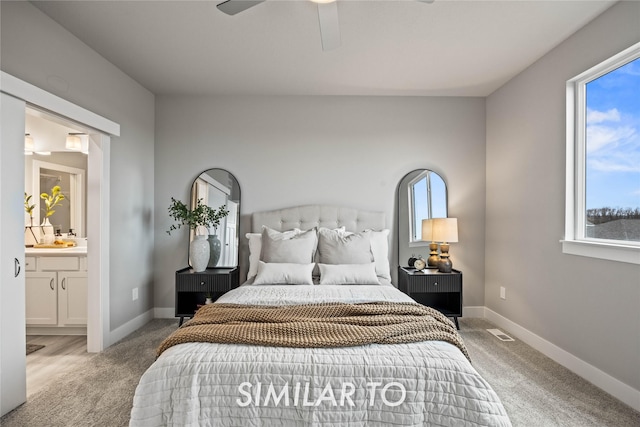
<box><xmin>409</xmin><ymin>241</ymin><xmax>429</xmax><ymax>248</ymax></box>
<box><xmin>561</xmin><ymin>240</ymin><xmax>640</xmax><ymax>265</ymax></box>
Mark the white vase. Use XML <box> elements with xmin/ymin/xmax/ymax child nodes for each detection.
<box><xmin>190</xmin><ymin>235</ymin><xmax>210</xmax><ymax>272</ymax></box>
<box><xmin>40</xmin><ymin>217</ymin><xmax>54</xmax><ymax>245</ymax></box>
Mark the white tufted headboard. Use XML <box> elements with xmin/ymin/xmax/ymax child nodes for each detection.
<box><xmin>251</xmin><ymin>205</ymin><xmax>385</xmax><ymax>233</ymax></box>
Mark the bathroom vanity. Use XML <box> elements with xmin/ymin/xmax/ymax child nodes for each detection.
<box><xmin>25</xmin><ymin>244</ymin><xmax>87</xmax><ymax>335</ymax></box>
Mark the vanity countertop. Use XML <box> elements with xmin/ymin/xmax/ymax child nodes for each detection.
<box><xmin>26</xmin><ymin>246</ymin><xmax>87</xmax><ymax>255</ymax></box>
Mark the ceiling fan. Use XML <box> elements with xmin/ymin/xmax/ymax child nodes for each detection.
<box><xmin>216</xmin><ymin>0</ymin><xmax>435</xmax><ymax>52</ymax></box>
<box><xmin>216</xmin><ymin>0</ymin><xmax>341</xmax><ymax>51</ymax></box>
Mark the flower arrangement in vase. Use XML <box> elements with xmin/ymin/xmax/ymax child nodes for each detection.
<box><xmin>167</xmin><ymin>197</ymin><xmax>229</xmax><ymax>272</ymax></box>
<box><xmin>40</xmin><ymin>185</ymin><xmax>65</xmax><ymax>220</ymax></box>
<box><xmin>39</xmin><ymin>185</ymin><xmax>65</xmax><ymax>244</ymax></box>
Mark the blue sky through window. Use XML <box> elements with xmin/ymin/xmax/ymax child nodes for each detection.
<box><xmin>585</xmin><ymin>57</ymin><xmax>640</xmax><ymax>211</ymax></box>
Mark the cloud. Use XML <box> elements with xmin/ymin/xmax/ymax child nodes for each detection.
<box><xmin>586</xmin><ymin>108</ymin><xmax>639</xmax><ymax>173</ymax></box>
<box><xmin>586</xmin><ymin>124</ymin><xmax>635</xmax><ymax>153</ymax></box>
<box><xmin>587</xmin><ymin>108</ymin><xmax>620</xmax><ymax>124</ymax></box>
<box><xmin>588</xmin><ymin>157</ymin><xmax>639</xmax><ymax>173</ymax></box>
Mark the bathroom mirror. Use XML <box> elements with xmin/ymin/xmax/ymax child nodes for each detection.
<box><xmin>189</xmin><ymin>168</ymin><xmax>241</xmax><ymax>268</ymax></box>
<box><xmin>32</xmin><ymin>159</ymin><xmax>86</xmax><ymax>237</ymax></box>
<box><xmin>397</xmin><ymin>169</ymin><xmax>447</xmax><ymax>266</ymax></box>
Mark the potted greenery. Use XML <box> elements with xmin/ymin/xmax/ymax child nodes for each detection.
<box><xmin>204</xmin><ymin>293</ymin><xmax>214</xmax><ymax>305</ymax></box>
<box><xmin>24</xmin><ymin>192</ymin><xmax>38</xmax><ymax>247</ymax></box>
<box><xmin>167</xmin><ymin>197</ymin><xmax>229</xmax><ymax>272</ymax></box>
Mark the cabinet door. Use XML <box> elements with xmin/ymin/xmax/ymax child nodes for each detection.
<box><xmin>25</xmin><ymin>272</ymin><xmax>58</xmax><ymax>325</ymax></box>
<box><xmin>58</xmin><ymin>272</ymin><xmax>87</xmax><ymax>326</ymax></box>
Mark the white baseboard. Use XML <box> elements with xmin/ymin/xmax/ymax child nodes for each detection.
<box><xmin>154</xmin><ymin>307</ymin><xmax>175</xmax><ymax>319</ymax></box>
<box><xmin>108</xmin><ymin>309</ymin><xmax>154</xmax><ymax>346</ymax></box>
<box><xmin>462</xmin><ymin>306</ymin><xmax>485</xmax><ymax>318</ymax></box>
<box><xmin>484</xmin><ymin>307</ymin><xmax>640</xmax><ymax>412</ymax></box>
<box><xmin>27</xmin><ymin>326</ymin><xmax>86</xmax><ymax>336</ymax></box>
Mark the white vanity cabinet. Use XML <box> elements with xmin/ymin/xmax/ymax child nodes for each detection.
<box><xmin>25</xmin><ymin>254</ymin><xmax>87</xmax><ymax>333</ymax></box>
<box><xmin>25</xmin><ymin>272</ymin><xmax>58</xmax><ymax>325</ymax></box>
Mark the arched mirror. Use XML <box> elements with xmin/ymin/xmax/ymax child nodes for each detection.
<box><xmin>190</xmin><ymin>168</ymin><xmax>241</xmax><ymax>268</ymax></box>
<box><xmin>397</xmin><ymin>169</ymin><xmax>448</xmax><ymax>266</ymax></box>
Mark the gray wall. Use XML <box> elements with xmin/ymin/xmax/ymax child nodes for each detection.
<box><xmin>154</xmin><ymin>95</ymin><xmax>486</xmax><ymax>310</ymax></box>
<box><xmin>486</xmin><ymin>1</ymin><xmax>640</xmax><ymax>393</ymax></box>
<box><xmin>1</xmin><ymin>1</ymin><xmax>156</xmax><ymax>331</ymax></box>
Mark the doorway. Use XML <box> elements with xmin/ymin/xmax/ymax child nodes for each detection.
<box><xmin>24</xmin><ymin>110</ymin><xmax>90</xmax><ymax>381</ymax></box>
<box><xmin>22</xmin><ymin>105</ymin><xmax>110</xmax><ymax>351</ymax></box>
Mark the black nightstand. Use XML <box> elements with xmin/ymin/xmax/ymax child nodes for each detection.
<box><xmin>175</xmin><ymin>267</ymin><xmax>239</xmax><ymax>325</ymax></box>
<box><xmin>397</xmin><ymin>266</ymin><xmax>463</xmax><ymax>329</ymax></box>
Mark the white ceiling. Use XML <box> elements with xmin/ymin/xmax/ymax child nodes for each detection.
<box><xmin>32</xmin><ymin>0</ymin><xmax>616</xmax><ymax>97</ymax></box>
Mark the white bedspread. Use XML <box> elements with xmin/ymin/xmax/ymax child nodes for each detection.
<box><xmin>130</xmin><ymin>285</ymin><xmax>512</xmax><ymax>426</ymax></box>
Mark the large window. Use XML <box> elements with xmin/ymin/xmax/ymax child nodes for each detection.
<box><xmin>564</xmin><ymin>42</ymin><xmax>640</xmax><ymax>264</ymax></box>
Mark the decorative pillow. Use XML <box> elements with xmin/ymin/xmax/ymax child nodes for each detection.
<box><xmin>317</xmin><ymin>227</ymin><xmax>373</xmax><ymax>265</ymax></box>
<box><xmin>252</xmin><ymin>261</ymin><xmax>314</xmax><ymax>285</ymax></box>
<box><xmin>246</xmin><ymin>228</ymin><xmax>301</xmax><ymax>280</ymax></box>
<box><xmin>318</xmin><ymin>262</ymin><xmax>380</xmax><ymax>285</ymax></box>
<box><xmin>364</xmin><ymin>229</ymin><xmax>391</xmax><ymax>281</ymax></box>
<box><xmin>313</xmin><ymin>227</ymin><xmax>346</xmax><ymax>275</ymax></box>
<box><xmin>261</xmin><ymin>226</ymin><xmax>317</xmax><ymax>264</ymax></box>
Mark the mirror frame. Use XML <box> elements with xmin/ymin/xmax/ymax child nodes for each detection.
<box><xmin>189</xmin><ymin>168</ymin><xmax>241</xmax><ymax>268</ymax></box>
<box><xmin>397</xmin><ymin>169</ymin><xmax>448</xmax><ymax>266</ymax></box>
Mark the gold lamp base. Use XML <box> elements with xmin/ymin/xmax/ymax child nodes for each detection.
<box><xmin>427</xmin><ymin>242</ymin><xmax>439</xmax><ymax>267</ymax></box>
<box><xmin>438</xmin><ymin>242</ymin><xmax>453</xmax><ymax>273</ymax></box>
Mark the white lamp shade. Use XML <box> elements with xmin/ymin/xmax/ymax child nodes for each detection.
<box><xmin>24</xmin><ymin>134</ymin><xmax>34</xmax><ymax>152</ymax></box>
<box><xmin>431</xmin><ymin>218</ymin><xmax>458</xmax><ymax>243</ymax></box>
<box><xmin>66</xmin><ymin>134</ymin><xmax>82</xmax><ymax>151</ymax></box>
<box><xmin>421</xmin><ymin>219</ymin><xmax>434</xmax><ymax>241</ymax></box>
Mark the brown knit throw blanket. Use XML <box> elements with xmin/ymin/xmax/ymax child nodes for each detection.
<box><xmin>157</xmin><ymin>302</ymin><xmax>470</xmax><ymax>361</ymax></box>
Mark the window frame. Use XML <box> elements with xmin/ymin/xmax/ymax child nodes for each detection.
<box><xmin>563</xmin><ymin>41</ymin><xmax>640</xmax><ymax>265</ymax></box>
<box><xmin>408</xmin><ymin>170</ymin><xmax>432</xmax><ymax>244</ymax></box>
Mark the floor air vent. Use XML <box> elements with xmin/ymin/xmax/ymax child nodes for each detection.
<box><xmin>487</xmin><ymin>329</ymin><xmax>515</xmax><ymax>342</ymax></box>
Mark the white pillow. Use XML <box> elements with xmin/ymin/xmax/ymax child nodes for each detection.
<box><xmin>246</xmin><ymin>228</ymin><xmax>301</xmax><ymax>280</ymax></box>
<box><xmin>313</xmin><ymin>227</ymin><xmax>346</xmax><ymax>275</ymax></box>
<box><xmin>317</xmin><ymin>228</ymin><xmax>373</xmax><ymax>264</ymax></box>
<box><xmin>252</xmin><ymin>261</ymin><xmax>314</xmax><ymax>285</ymax></box>
<box><xmin>318</xmin><ymin>262</ymin><xmax>380</xmax><ymax>285</ymax></box>
<box><xmin>331</xmin><ymin>228</ymin><xmax>391</xmax><ymax>281</ymax></box>
<box><xmin>261</xmin><ymin>227</ymin><xmax>317</xmax><ymax>264</ymax></box>
<box><xmin>364</xmin><ymin>229</ymin><xmax>391</xmax><ymax>281</ymax></box>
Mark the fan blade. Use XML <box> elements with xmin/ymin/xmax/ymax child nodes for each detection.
<box><xmin>217</xmin><ymin>0</ymin><xmax>264</xmax><ymax>16</ymax></box>
<box><xmin>317</xmin><ymin>2</ymin><xmax>341</xmax><ymax>51</ymax></box>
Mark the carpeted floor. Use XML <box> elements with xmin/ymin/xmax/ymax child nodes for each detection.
<box><xmin>1</xmin><ymin>317</ymin><xmax>638</xmax><ymax>426</ymax></box>
<box><xmin>2</xmin><ymin>319</ymin><xmax>173</xmax><ymax>427</ymax></box>
<box><xmin>458</xmin><ymin>318</ymin><xmax>639</xmax><ymax>427</ymax></box>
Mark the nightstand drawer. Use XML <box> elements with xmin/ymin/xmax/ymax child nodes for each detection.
<box><xmin>176</xmin><ymin>274</ymin><xmax>233</xmax><ymax>292</ymax></box>
<box><xmin>175</xmin><ymin>267</ymin><xmax>240</xmax><ymax>325</ymax></box>
<box><xmin>407</xmin><ymin>275</ymin><xmax>461</xmax><ymax>293</ymax></box>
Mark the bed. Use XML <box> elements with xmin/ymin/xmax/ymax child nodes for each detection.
<box><xmin>130</xmin><ymin>205</ymin><xmax>511</xmax><ymax>426</ymax></box>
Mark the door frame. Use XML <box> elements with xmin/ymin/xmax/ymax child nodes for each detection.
<box><xmin>1</xmin><ymin>71</ymin><xmax>119</xmax><ymax>353</ymax></box>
